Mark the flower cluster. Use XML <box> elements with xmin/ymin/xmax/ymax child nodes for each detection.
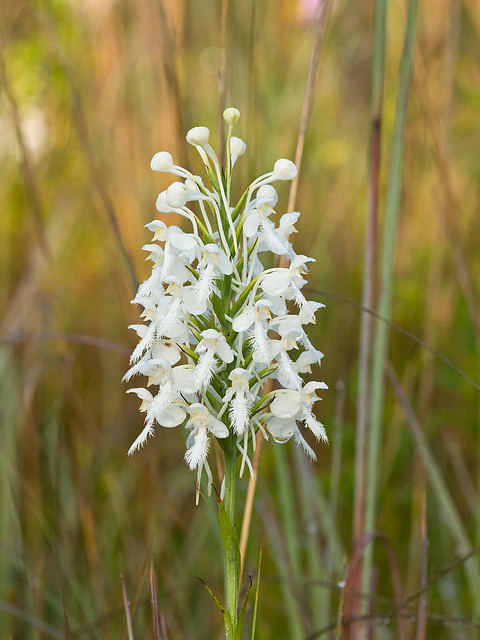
<box><xmin>125</xmin><ymin>108</ymin><xmax>327</xmax><ymax>494</ymax></box>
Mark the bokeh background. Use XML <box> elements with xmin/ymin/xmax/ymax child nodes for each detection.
<box><xmin>1</xmin><ymin>0</ymin><xmax>479</xmax><ymax>638</ymax></box>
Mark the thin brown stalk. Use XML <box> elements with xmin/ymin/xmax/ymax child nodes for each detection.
<box><xmin>218</xmin><ymin>0</ymin><xmax>229</xmax><ymax>167</ymax></box>
<box><xmin>239</xmin><ymin>429</ymin><xmax>264</xmax><ymax>583</ymax></box>
<box><xmin>156</xmin><ymin>0</ymin><xmax>188</xmax><ymax>168</ymax></box>
<box><xmin>150</xmin><ymin>563</ymin><xmax>162</xmax><ymax>640</ymax></box>
<box><xmin>341</xmin><ymin>532</ymin><xmax>408</xmax><ymax>640</ymax></box>
<box><xmin>239</xmin><ymin>0</ymin><xmax>332</xmax><ymax>587</ymax></box>
<box><xmin>350</xmin><ymin>2</ymin><xmax>385</xmax><ymax>629</ymax></box>
<box><xmin>121</xmin><ymin>574</ymin><xmax>135</xmax><ymax>640</ymax></box>
<box><xmin>414</xmin><ymin>494</ymin><xmax>428</xmax><ymax>640</ymax></box>
<box><xmin>287</xmin><ymin>0</ymin><xmax>333</xmax><ymax>214</ymax></box>
<box><xmin>353</xmin><ymin>99</ymin><xmax>381</xmax><ymax>544</ymax></box>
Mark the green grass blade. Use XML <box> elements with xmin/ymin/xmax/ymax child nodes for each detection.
<box><xmin>363</xmin><ymin>0</ymin><xmax>419</xmax><ymax>609</ymax></box>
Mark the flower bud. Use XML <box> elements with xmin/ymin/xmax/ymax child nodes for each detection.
<box><xmin>151</xmin><ymin>151</ymin><xmax>174</xmax><ymax>172</ymax></box>
<box><xmin>186</xmin><ymin>126</ymin><xmax>210</xmax><ymax>147</ymax></box>
<box><xmin>223</xmin><ymin>107</ymin><xmax>240</xmax><ymax>125</ymax></box>
<box><xmin>230</xmin><ymin>136</ymin><xmax>246</xmax><ymax>158</ymax></box>
<box><xmin>185</xmin><ymin>177</ymin><xmax>200</xmax><ymax>193</ymax></box>
<box><xmin>257</xmin><ymin>184</ymin><xmax>278</xmax><ymax>206</ymax></box>
<box><xmin>155</xmin><ymin>191</ymin><xmax>174</xmax><ymax>214</ymax></box>
<box><xmin>166</xmin><ymin>182</ymin><xmax>189</xmax><ymax>208</ymax></box>
<box><xmin>273</xmin><ymin>158</ymin><xmax>297</xmax><ymax>181</ymax></box>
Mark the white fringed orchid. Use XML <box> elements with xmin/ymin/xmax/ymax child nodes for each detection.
<box><xmin>126</xmin><ymin>108</ymin><xmax>327</xmax><ymax>497</ymax></box>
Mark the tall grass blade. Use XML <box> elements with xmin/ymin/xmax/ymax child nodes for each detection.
<box><xmin>362</xmin><ymin>0</ymin><xmax>419</xmax><ymax>624</ymax></box>
<box><xmin>387</xmin><ymin>364</ymin><xmax>480</xmax><ymax>619</ymax></box>
<box><xmin>353</xmin><ymin>0</ymin><xmax>387</xmax><ymax>557</ymax></box>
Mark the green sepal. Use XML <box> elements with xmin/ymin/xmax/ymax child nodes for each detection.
<box><xmin>195</xmin><ymin>216</ymin><xmax>215</xmax><ymax>245</ymax></box>
<box><xmin>207</xmin><ymin>166</ymin><xmax>220</xmax><ymax>194</ymax></box>
<box><xmin>249</xmin><ymin>392</ymin><xmax>273</xmax><ymax>417</ymax></box>
<box><xmin>232</xmin><ymin>188</ymin><xmax>249</xmax><ymax>223</ymax></box>
<box><xmin>178</xmin><ymin>344</ymin><xmax>198</xmax><ymax>362</ymax></box>
<box><xmin>229</xmin><ymin>273</ymin><xmax>261</xmax><ymax>318</ymax></box>
<box><xmin>211</xmin><ymin>292</ymin><xmax>228</xmax><ymax>332</ymax></box>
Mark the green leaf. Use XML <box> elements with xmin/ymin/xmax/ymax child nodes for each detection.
<box><xmin>251</xmin><ymin>548</ymin><xmax>263</xmax><ymax>640</ymax></box>
<box><xmin>232</xmin><ymin>188</ymin><xmax>249</xmax><ymax>223</ymax></box>
<box><xmin>197</xmin><ymin>578</ymin><xmax>235</xmax><ymax>638</ymax></box>
<box><xmin>216</xmin><ymin>492</ymin><xmax>241</xmax><ymax>638</ymax></box>
<box><xmin>236</xmin><ymin>575</ymin><xmax>253</xmax><ymax>640</ymax></box>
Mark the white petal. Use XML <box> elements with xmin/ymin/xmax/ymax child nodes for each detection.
<box><xmin>251</xmin><ymin>322</ymin><xmax>272</xmax><ymax>364</ymax></box>
<box><xmin>266</xmin><ymin>416</ymin><xmax>296</xmax><ymax>443</ymax></box>
<box><xmin>207</xmin><ymin>416</ymin><xmax>229</xmax><ymax>439</ymax></box>
<box><xmin>270</xmin><ymin>392</ymin><xmax>301</xmax><ymax>418</ymax></box>
<box><xmin>151</xmin><ymin>340</ymin><xmax>181</xmax><ymax>365</ymax></box>
<box><xmin>279</xmin><ymin>211</ymin><xmax>300</xmax><ymax>235</ymax></box>
<box><xmin>303</xmin><ymin>412</ymin><xmax>328</xmax><ymax>443</ymax></box>
<box><xmin>261</xmin><ymin>270</ymin><xmax>291</xmax><ymax>296</ymax></box>
<box><xmin>184</xmin><ymin>428</ymin><xmax>209</xmax><ymax>470</ymax></box>
<box><xmin>217</xmin><ymin>252</ymin><xmax>233</xmax><ymax>275</ymax></box>
<box><xmin>169</xmin><ymin>230</ymin><xmax>198</xmax><ymax>251</ymax></box>
<box><xmin>293</xmin><ymin>429</ymin><xmax>317</xmax><ymax>460</ymax></box>
<box><xmin>128</xmin><ymin>423</ymin><xmax>155</xmax><ymax>455</ymax></box>
<box><xmin>126</xmin><ymin>387</ymin><xmax>154</xmax><ymax>407</ymax></box>
<box><xmin>158</xmin><ymin>405</ymin><xmax>187</xmax><ymax>427</ymax></box>
<box><xmin>229</xmin><ymin>392</ymin><xmax>250</xmax><ymax>436</ymax></box>
<box><xmin>192</xmin><ymin>349</ymin><xmax>216</xmax><ymax>391</ymax></box>
<box><xmin>216</xmin><ymin>340</ymin><xmax>234</xmax><ymax>363</ymax></box>
<box><xmin>172</xmin><ymin>366</ymin><xmax>196</xmax><ymax>394</ymax></box>
<box><xmin>232</xmin><ymin>308</ymin><xmax>255</xmax><ymax>332</ymax></box>
<box><xmin>243</xmin><ymin>212</ymin><xmax>261</xmax><ymax>238</ymax></box>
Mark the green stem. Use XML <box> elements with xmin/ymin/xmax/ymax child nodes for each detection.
<box><xmin>222</xmin><ymin>431</ymin><xmax>239</xmax><ymax>637</ymax></box>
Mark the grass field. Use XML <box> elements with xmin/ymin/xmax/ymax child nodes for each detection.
<box><xmin>1</xmin><ymin>1</ymin><xmax>479</xmax><ymax>638</ymax></box>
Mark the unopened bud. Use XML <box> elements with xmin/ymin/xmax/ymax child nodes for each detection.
<box><xmin>151</xmin><ymin>151</ymin><xmax>174</xmax><ymax>172</ymax></box>
<box><xmin>230</xmin><ymin>136</ymin><xmax>246</xmax><ymax>158</ymax></box>
<box><xmin>273</xmin><ymin>158</ymin><xmax>297</xmax><ymax>181</ymax></box>
<box><xmin>166</xmin><ymin>182</ymin><xmax>189</xmax><ymax>208</ymax></box>
<box><xmin>186</xmin><ymin>126</ymin><xmax>210</xmax><ymax>147</ymax></box>
<box><xmin>223</xmin><ymin>107</ymin><xmax>240</xmax><ymax>125</ymax></box>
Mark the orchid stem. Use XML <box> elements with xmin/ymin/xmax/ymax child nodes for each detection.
<box><xmin>222</xmin><ymin>431</ymin><xmax>239</xmax><ymax>637</ymax></box>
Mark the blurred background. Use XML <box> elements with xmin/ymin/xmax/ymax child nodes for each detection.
<box><xmin>1</xmin><ymin>0</ymin><xmax>479</xmax><ymax>638</ymax></box>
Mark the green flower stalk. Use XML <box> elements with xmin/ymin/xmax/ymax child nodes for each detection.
<box><xmin>125</xmin><ymin>107</ymin><xmax>327</xmax><ymax>636</ymax></box>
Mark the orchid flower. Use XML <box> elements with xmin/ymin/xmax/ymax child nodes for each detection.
<box><xmin>126</xmin><ymin>108</ymin><xmax>327</xmax><ymax>496</ymax></box>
